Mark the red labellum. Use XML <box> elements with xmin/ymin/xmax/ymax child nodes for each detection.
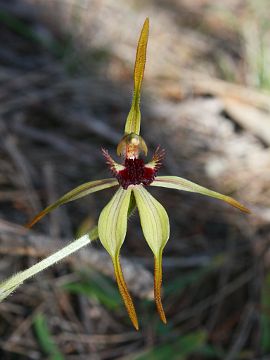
<box><xmin>102</xmin><ymin>147</ymin><xmax>165</xmax><ymax>189</ymax></box>
<box><xmin>117</xmin><ymin>158</ymin><xmax>156</xmax><ymax>189</ymax></box>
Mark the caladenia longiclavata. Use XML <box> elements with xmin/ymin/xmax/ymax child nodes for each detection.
<box><xmin>0</xmin><ymin>18</ymin><xmax>250</xmax><ymax>330</ymax></box>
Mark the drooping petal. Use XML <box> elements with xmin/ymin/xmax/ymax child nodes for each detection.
<box><xmin>98</xmin><ymin>188</ymin><xmax>139</xmax><ymax>330</ymax></box>
<box><xmin>151</xmin><ymin>176</ymin><xmax>250</xmax><ymax>213</ymax></box>
<box><xmin>26</xmin><ymin>178</ymin><xmax>118</xmax><ymax>228</ymax></box>
<box><xmin>133</xmin><ymin>186</ymin><xmax>170</xmax><ymax>323</ymax></box>
<box><xmin>125</xmin><ymin>18</ymin><xmax>149</xmax><ymax>135</ymax></box>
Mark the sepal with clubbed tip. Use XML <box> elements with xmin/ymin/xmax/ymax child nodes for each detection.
<box><xmin>133</xmin><ymin>186</ymin><xmax>170</xmax><ymax>323</ymax></box>
<box><xmin>98</xmin><ymin>187</ymin><xmax>139</xmax><ymax>330</ymax></box>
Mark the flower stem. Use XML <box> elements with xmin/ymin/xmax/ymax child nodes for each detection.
<box><xmin>0</xmin><ymin>234</ymin><xmax>92</xmax><ymax>301</ymax></box>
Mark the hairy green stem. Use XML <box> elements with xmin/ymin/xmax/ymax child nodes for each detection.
<box><xmin>0</xmin><ymin>233</ymin><xmax>92</xmax><ymax>301</ymax></box>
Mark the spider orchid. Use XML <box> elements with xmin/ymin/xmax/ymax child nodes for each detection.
<box><xmin>0</xmin><ymin>18</ymin><xmax>249</xmax><ymax>330</ymax></box>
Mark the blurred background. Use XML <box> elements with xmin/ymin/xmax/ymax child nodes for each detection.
<box><xmin>0</xmin><ymin>0</ymin><xmax>270</xmax><ymax>359</ymax></box>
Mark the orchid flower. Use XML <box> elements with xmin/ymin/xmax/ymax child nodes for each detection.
<box><xmin>0</xmin><ymin>18</ymin><xmax>250</xmax><ymax>330</ymax></box>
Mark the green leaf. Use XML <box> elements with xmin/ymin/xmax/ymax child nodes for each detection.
<box><xmin>197</xmin><ymin>344</ymin><xmax>225</xmax><ymax>358</ymax></box>
<box><xmin>135</xmin><ymin>330</ymin><xmax>207</xmax><ymax>360</ymax></box>
<box><xmin>125</xmin><ymin>18</ymin><xmax>149</xmax><ymax>135</ymax></box>
<box><xmin>33</xmin><ymin>313</ymin><xmax>64</xmax><ymax>360</ymax></box>
<box><xmin>164</xmin><ymin>255</ymin><xmax>225</xmax><ymax>297</ymax></box>
<box><xmin>63</xmin><ymin>274</ymin><xmax>122</xmax><ymax>310</ymax></box>
<box><xmin>0</xmin><ymin>10</ymin><xmax>40</xmax><ymax>42</ymax></box>
<box><xmin>26</xmin><ymin>178</ymin><xmax>118</xmax><ymax>228</ymax></box>
<box><xmin>164</xmin><ymin>267</ymin><xmax>211</xmax><ymax>296</ymax></box>
<box><xmin>151</xmin><ymin>176</ymin><xmax>250</xmax><ymax>213</ymax></box>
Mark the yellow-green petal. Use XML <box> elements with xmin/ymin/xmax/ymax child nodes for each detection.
<box><xmin>98</xmin><ymin>187</ymin><xmax>138</xmax><ymax>329</ymax></box>
<box><xmin>124</xmin><ymin>18</ymin><xmax>149</xmax><ymax>135</ymax></box>
<box><xmin>26</xmin><ymin>178</ymin><xmax>119</xmax><ymax>228</ymax></box>
<box><xmin>151</xmin><ymin>176</ymin><xmax>250</xmax><ymax>213</ymax></box>
<box><xmin>133</xmin><ymin>186</ymin><xmax>169</xmax><ymax>323</ymax></box>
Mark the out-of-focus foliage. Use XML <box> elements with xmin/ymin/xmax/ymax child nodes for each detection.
<box><xmin>33</xmin><ymin>313</ymin><xmax>64</xmax><ymax>360</ymax></box>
